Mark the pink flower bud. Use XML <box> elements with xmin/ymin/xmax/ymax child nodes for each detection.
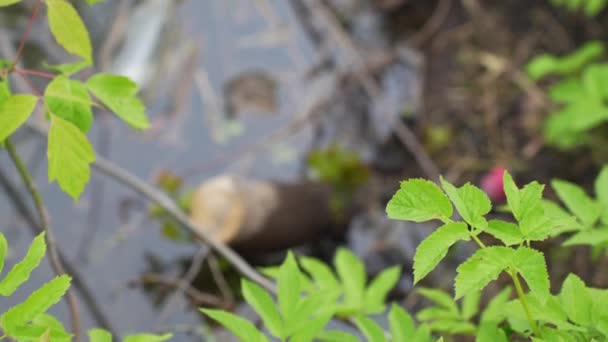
<box><xmin>481</xmin><ymin>166</ymin><xmax>507</xmax><ymax>202</ymax></box>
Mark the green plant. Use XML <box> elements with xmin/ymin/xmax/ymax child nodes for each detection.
<box><xmin>386</xmin><ymin>173</ymin><xmax>608</xmax><ymax>340</ymax></box>
<box><xmin>549</xmin><ymin>0</ymin><xmax>608</xmax><ymax>16</ymax></box>
<box><xmin>0</xmin><ymin>0</ymin><xmax>149</xmax><ymax>201</ymax></box>
<box><xmin>525</xmin><ymin>41</ymin><xmax>608</xmax><ymax>150</ymax></box>
<box><xmin>548</xmin><ymin>165</ymin><xmax>608</xmax><ymax>249</ymax></box>
<box><xmin>0</xmin><ymin>232</ymin><xmax>172</xmax><ymax>341</ymax></box>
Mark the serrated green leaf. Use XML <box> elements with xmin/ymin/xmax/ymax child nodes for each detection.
<box><xmin>0</xmin><ymin>232</ymin><xmax>46</xmax><ymax>296</ymax></box>
<box><xmin>476</xmin><ymin>323</ymin><xmax>508</xmax><ymax>342</ymax></box>
<box><xmin>563</xmin><ymin>228</ymin><xmax>608</xmax><ymax>246</ymax></box>
<box><xmin>596</xmin><ymin>166</ymin><xmax>608</xmax><ymax>225</ymax></box>
<box><xmin>485</xmin><ymin>219</ymin><xmax>523</xmax><ymax>246</ymax></box>
<box><xmin>541</xmin><ymin>200</ymin><xmax>582</xmax><ymax>236</ymax></box>
<box><xmin>0</xmin><ymin>94</ymin><xmax>38</xmax><ymax>142</ymax></box>
<box><xmin>201</xmin><ymin>309</ymin><xmax>269</xmax><ymax>342</ymax></box>
<box><xmin>123</xmin><ymin>333</ymin><xmax>173</xmax><ymax>342</ymax></box>
<box><xmin>0</xmin><ymin>275</ymin><xmax>71</xmax><ymax>334</ymax></box>
<box><xmin>46</xmin><ymin>0</ymin><xmax>92</xmax><ymax>63</ymax></box>
<box><xmin>511</xmin><ymin>247</ymin><xmax>550</xmax><ymax>303</ymax></box>
<box><xmin>241</xmin><ymin>279</ymin><xmax>283</xmax><ymax>338</ymax></box>
<box><xmin>354</xmin><ymin>316</ymin><xmax>388</xmax><ymax>342</ymax></box>
<box><xmin>48</xmin><ymin>115</ymin><xmax>95</xmax><ymax>200</ymax></box>
<box><xmin>363</xmin><ymin>266</ymin><xmax>400</xmax><ymax>314</ymax></box>
<box><xmin>388</xmin><ymin>303</ymin><xmax>415</xmax><ymax>342</ymax></box>
<box><xmin>0</xmin><ymin>233</ymin><xmax>6</xmax><ymax>275</ymax></box>
<box><xmin>461</xmin><ymin>290</ymin><xmax>480</xmax><ymax>320</ymax></box>
<box><xmin>317</xmin><ymin>330</ymin><xmax>360</xmax><ymax>342</ymax></box>
<box><xmin>386</xmin><ymin>179</ymin><xmax>452</xmax><ymax>222</ymax></box>
<box><xmin>0</xmin><ymin>0</ymin><xmax>21</xmax><ymax>7</ymax></box>
<box><xmin>278</xmin><ymin>252</ymin><xmax>300</xmax><ymax>329</ymax></box>
<box><xmin>86</xmin><ymin>73</ymin><xmax>149</xmax><ymax>129</ymax></box>
<box><xmin>10</xmin><ymin>324</ymin><xmax>71</xmax><ymax>342</ymax></box>
<box><xmin>552</xmin><ymin>179</ymin><xmax>601</xmax><ymax>227</ymax></box>
<box><xmin>560</xmin><ymin>273</ymin><xmax>592</xmax><ymax>326</ymax></box>
<box><xmin>45</xmin><ymin>75</ymin><xmax>93</xmax><ymax>132</ymax></box>
<box><xmin>503</xmin><ymin>172</ymin><xmax>545</xmax><ymax>222</ymax></box>
<box><xmin>88</xmin><ymin>328</ymin><xmax>111</xmax><ymax>342</ymax></box>
<box><xmin>417</xmin><ymin>288</ymin><xmax>459</xmax><ymax>315</ymax></box>
<box><xmin>335</xmin><ymin>248</ymin><xmax>365</xmax><ymax>310</ymax></box>
<box><xmin>413</xmin><ymin>222</ymin><xmax>470</xmax><ymax>284</ymax></box>
<box><xmin>300</xmin><ymin>257</ymin><xmax>339</xmax><ymax>291</ymax></box>
<box><xmin>440</xmin><ymin>177</ymin><xmax>491</xmax><ymax>230</ymax></box>
<box><xmin>455</xmin><ymin>247</ymin><xmax>514</xmax><ymax>300</ymax></box>
<box><xmin>289</xmin><ymin>314</ymin><xmax>332</xmax><ymax>342</ymax></box>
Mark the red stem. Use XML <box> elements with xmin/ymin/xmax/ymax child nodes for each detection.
<box><xmin>15</xmin><ymin>67</ymin><xmax>56</xmax><ymax>79</ymax></box>
<box><xmin>13</xmin><ymin>0</ymin><xmax>44</xmax><ymax>66</ymax></box>
<box><xmin>17</xmin><ymin>71</ymin><xmax>43</xmax><ymax>98</ymax></box>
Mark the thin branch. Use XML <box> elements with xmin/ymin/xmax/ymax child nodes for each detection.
<box><xmin>13</xmin><ymin>0</ymin><xmax>44</xmax><ymax>66</ymax></box>
<box><xmin>0</xmin><ymin>166</ymin><xmax>120</xmax><ymax>337</ymax></box>
<box><xmin>24</xmin><ymin>121</ymin><xmax>277</xmax><ymax>294</ymax></box>
<box><xmin>4</xmin><ymin>139</ymin><xmax>82</xmax><ymax>342</ymax></box>
<box><xmin>14</xmin><ymin>67</ymin><xmax>56</xmax><ymax>79</ymax></box>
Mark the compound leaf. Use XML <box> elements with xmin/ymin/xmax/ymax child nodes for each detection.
<box><xmin>335</xmin><ymin>248</ymin><xmax>366</xmax><ymax>309</ymax></box>
<box><xmin>201</xmin><ymin>309</ymin><xmax>269</xmax><ymax>342</ymax></box>
<box><xmin>455</xmin><ymin>247</ymin><xmax>514</xmax><ymax>300</ymax></box>
<box><xmin>440</xmin><ymin>177</ymin><xmax>491</xmax><ymax>230</ymax></box>
<box><xmin>552</xmin><ymin>179</ymin><xmax>600</xmax><ymax>227</ymax></box>
<box><xmin>388</xmin><ymin>303</ymin><xmax>415</xmax><ymax>342</ymax></box>
<box><xmin>242</xmin><ymin>279</ymin><xmax>283</xmax><ymax>338</ymax></box>
<box><xmin>364</xmin><ymin>266</ymin><xmax>401</xmax><ymax>314</ymax></box>
<box><xmin>45</xmin><ymin>75</ymin><xmax>93</xmax><ymax>132</ymax></box>
<box><xmin>560</xmin><ymin>273</ymin><xmax>592</xmax><ymax>326</ymax></box>
<box><xmin>511</xmin><ymin>247</ymin><xmax>550</xmax><ymax>303</ymax></box>
<box><xmin>485</xmin><ymin>219</ymin><xmax>523</xmax><ymax>246</ymax></box>
<box><xmin>0</xmin><ymin>94</ymin><xmax>38</xmax><ymax>143</ymax></box>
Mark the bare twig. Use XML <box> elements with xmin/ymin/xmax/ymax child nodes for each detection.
<box><xmin>0</xmin><ymin>166</ymin><xmax>119</xmax><ymax>337</ymax></box>
<box><xmin>132</xmin><ymin>273</ymin><xmax>228</xmax><ymax>308</ymax></box>
<box><xmin>23</xmin><ymin>121</ymin><xmax>277</xmax><ymax>294</ymax></box>
<box><xmin>4</xmin><ymin>139</ymin><xmax>82</xmax><ymax>342</ymax></box>
<box><xmin>407</xmin><ymin>0</ymin><xmax>452</xmax><ymax>47</ymax></box>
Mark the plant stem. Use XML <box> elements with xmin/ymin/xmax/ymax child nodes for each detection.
<box><xmin>509</xmin><ymin>270</ymin><xmax>540</xmax><ymax>338</ymax></box>
<box><xmin>15</xmin><ymin>67</ymin><xmax>56</xmax><ymax>79</ymax></box>
<box><xmin>13</xmin><ymin>0</ymin><xmax>44</xmax><ymax>66</ymax></box>
<box><xmin>471</xmin><ymin>234</ymin><xmax>486</xmax><ymax>248</ymax></box>
<box><xmin>5</xmin><ymin>139</ymin><xmax>82</xmax><ymax>342</ymax></box>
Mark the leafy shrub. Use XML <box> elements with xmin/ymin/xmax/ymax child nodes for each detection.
<box><xmin>549</xmin><ymin>0</ymin><xmax>608</xmax><ymax>16</ymax></box>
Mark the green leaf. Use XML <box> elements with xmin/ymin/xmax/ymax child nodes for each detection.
<box><xmin>289</xmin><ymin>314</ymin><xmax>332</xmax><ymax>342</ymax></box>
<box><xmin>461</xmin><ymin>290</ymin><xmax>481</xmax><ymax>320</ymax></box>
<box><xmin>440</xmin><ymin>177</ymin><xmax>491</xmax><ymax>230</ymax></box>
<box><xmin>46</xmin><ymin>0</ymin><xmax>92</xmax><ymax>63</ymax></box>
<box><xmin>48</xmin><ymin>115</ymin><xmax>95</xmax><ymax>200</ymax></box>
<box><xmin>503</xmin><ymin>172</ymin><xmax>545</xmax><ymax>222</ymax></box>
<box><xmin>388</xmin><ymin>303</ymin><xmax>415</xmax><ymax>342</ymax></box>
<box><xmin>0</xmin><ymin>275</ymin><xmax>71</xmax><ymax>335</ymax></box>
<box><xmin>540</xmin><ymin>200</ymin><xmax>582</xmax><ymax>236</ymax></box>
<box><xmin>354</xmin><ymin>316</ymin><xmax>388</xmax><ymax>342</ymax></box>
<box><xmin>300</xmin><ymin>257</ymin><xmax>339</xmax><ymax>291</ymax></box>
<box><xmin>335</xmin><ymin>248</ymin><xmax>365</xmax><ymax>310</ymax></box>
<box><xmin>43</xmin><ymin>60</ymin><xmax>89</xmax><ymax>76</ymax></box>
<box><xmin>417</xmin><ymin>288</ymin><xmax>459</xmax><ymax>315</ymax></box>
<box><xmin>241</xmin><ymin>279</ymin><xmax>283</xmax><ymax>338</ymax></box>
<box><xmin>413</xmin><ymin>222</ymin><xmax>470</xmax><ymax>284</ymax></box>
<box><xmin>485</xmin><ymin>219</ymin><xmax>523</xmax><ymax>246</ymax></box>
<box><xmin>425</xmin><ymin>320</ymin><xmax>476</xmax><ymax>334</ymax></box>
<box><xmin>45</xmin><ymin>75</ymin><xmax>93</xmax><ymax>132</ymax></box>
<box><xmin>511</xmin><ymin>247</ymin><xmax>550</xmax><ymax>303</ymax></box>
<box><xmin>416</xmin><ymin>307</ymin><xmax>460</xmax><ymax>321</ymax></box>
<box><xmin>386</xmin><ymin>179</ymin><xmax>452</xmax><ymax>222</ymax></box>
<box><xmin>0</xmin><ymin>233</ymin><xmax>6</xmax><ymax>276</ymax></box>
<box><xmin>596</xmin><ymin>165</ymin><xmax>608</xmax><ymax>224</ymax></box>
<box><xmin>317</xmin><ymin>330</ymin><xmax>360</xmax><ymax>342</ymax></box>
<box><xmin>552</xmin><ymin>179</ymin><xmax>601</xmax><ymax>227</ymax></box>
<box><xmin>0</xmin><ymin>94</ymin><xmax>38</xmax><ymax>142</ymax></box>
<box><xmin>123</xmin><ymin>333</ymin><xmax>173</xmax><ymax>342</ymax></box>
<box><xmin>201</xmin><ymin>309</ymin><xmax>269</xmax><ymax>342</ymax></box>
<box><xmin>563</xmin><ymin>228</ymin><xmax>608</xmax><ymax>246</ymax></box>
<box><xmin>525</xmin><ymin>41</ymin><xmax>604</xmax><ymax>79</ymax></box>
<box><xmin>455</xmin><ymin>247</ymin><xmax>514</xmax><ymax>300</ymax></box>
<box><xmin>0</xmin><ymin>232</ymin><xmax>46</xmax><ymax>296</ymax></box>
<box><xmin>363</xmin><ymin>266</ymin><xmax>400</xmax><ymax>314</ymax></box>
<box><xmin>86</xmin><ymin>73</ymin><xmax>149</xmax><ymax>129</ymax></box>
<box><xmin>476</xmin><ymin>323</ymin><xmax>508</xmax><ymax>342</ymax></box>
<box><xmin>87</xmin><ymin>328</ymin><xmax>112</xmax><ymax>342</ymax></box>
<box><xmin>0</xmin><ymin>74</ymin><xmax>10</xmax><ymax>105</ymax></box>
<box><xmin>560</xmin><ymin>273</ymin><xmax>592</xmax><ymax>326</ymax></box>
<box><xmin>278</xmin><ymin>252</ymin><xmax>300</xmax><ymax>326</ymax></box>
<box><xmin>480</xmin><ymin>286</ymin><xmax>512</xmax><ymax>323</ymax></box>
<box><xmin>0</xmin><ymin>0</ymin><xmax>21</xmax><ymax>7</ymax></box>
